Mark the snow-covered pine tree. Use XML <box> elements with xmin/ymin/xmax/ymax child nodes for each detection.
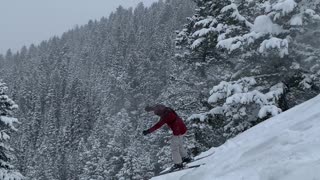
<box><xmin>177</xmin><ymin>0</ymin><xmax>320</xmax><ymax>147</ymax></box>
<box><xmin>79</xmin><ymin>139</ymin><xmax>106</xmax><ymax>180</ymax></box>
<box><xmin>175</xmin><ymin>0</ymin><xmax>257</xmax><ymax>65</ymax></box>
<box><xmin>189</xmin><ymin>77</ymin><xmax>285</xmax><ymax>140</ymax></box>
<box><xmin>116</xmin><ymin>140</ymin><xmax>155</xmax><ymax>180</ymax></box>
<box><xmin>0</xmin><ymin>81</ymin><xmax>24</xmax><ymax>179</ymax></box>
<box><xmin>0</xmin><ymin>55</ymin><xmax>4</xmax><ymax>76</ymax></box>
<box><xmin>178</xmin><ymin>0</ymin><xmax>320</xmax><ymax>85</ymax></box>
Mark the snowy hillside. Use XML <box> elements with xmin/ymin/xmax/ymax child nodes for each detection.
<box><xmin>151</xmin><ymin>95</ymin><xmax>320</xmax><ymax>180</ymax></box>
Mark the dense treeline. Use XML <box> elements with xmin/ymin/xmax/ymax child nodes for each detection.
<box><xmin>0</xmin><ymin>1</ymin><xmax>196</xmax><ymax>179</ymax></box>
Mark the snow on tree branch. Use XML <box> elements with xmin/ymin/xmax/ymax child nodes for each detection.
<box><xmin>290</xmin><ymin>15</ymin><xmax>303</xmax><ymax>26</ymax></box>
<box><xmin>191</xmin><ymin>37</ymin><xmax>206</xmax><ymax>49</ymax></box>
<box><xmin>259</xmin><ymin>37</ymin><xmax>289</xmax><ymax>58</ymax></box>
<box><xmin>208</xmin><ymin>77</ymin><xmax>256</xmax><ymax>104</ymax></box>
<box><xmin>221</xmin><ymin>3</ymin><xmax>253</xmax><ymax>28</ymax></box>
<box><xmin>305</xmin><ymin>9</ymin><xmax>320</xmax><ymax>20</ymax></box>
<box><xmin>0</xmin><ymin>117</ymin><xmax>19</xmax><ymax>132</ymax></box>
<box><xmin>272</xmin><ymin>0</ymin><xmax>297</xmax><ymax>16</ymax></box>
<box><xmin>194</xmin><ymin>16</ymin><xmax>217</xmax><ymax>27</ymax></box>
<box><xmin>189</xmin><ymin>77</ymin><xmax>285</xmax><ymax>138</ymax></box>
<box><xmin>177</xmin><ymin>0</ymin><xmax>320</xmax><ymax>60</ymax></box>
<box><xmin>252</xmin><ymin>15</ymin><xmax>284</xmax><ymax>34</ymax></box>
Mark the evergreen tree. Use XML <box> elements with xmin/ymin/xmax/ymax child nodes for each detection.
<box><xmin>190</xmin><ymin>77</ymin><xmax>285</xmax><ymax>139</ymax></box>
<box><xmin>0</xmin><ymin>81</ymin><xmax>24</xmax><ymax>180</ymax></box>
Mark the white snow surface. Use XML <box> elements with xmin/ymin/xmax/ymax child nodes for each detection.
<box><xmin>151</xmin><ymin>94</ymin><xmax>320</xmax><ymax>180</ymax></box>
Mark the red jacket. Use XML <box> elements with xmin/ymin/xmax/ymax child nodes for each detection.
<box><xmin>147</xmin><ymin>108</ymin><xmax>187</xmax><ymax>136</ymax></box>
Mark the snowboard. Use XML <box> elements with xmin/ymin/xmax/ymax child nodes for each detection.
<box><xmin>157</xmin><ymin>163</ymin><xmax>205</xmax><ymax>176</ymax></box>
<box><xmin>157</xmin><ymin>151</ymin><xmax>215</xmax><ymax>176</ymax></box>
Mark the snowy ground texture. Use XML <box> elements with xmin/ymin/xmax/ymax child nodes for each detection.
<box><xmin>151</xmin><ymin>95</ymin><xmax>320</xmax><ymax>180</ymax></box>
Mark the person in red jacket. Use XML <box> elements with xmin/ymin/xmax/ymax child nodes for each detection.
<box><xmin>143</xmin><ymin>104</ymin><xmax>191</xmax><ymax>168</ymax></box>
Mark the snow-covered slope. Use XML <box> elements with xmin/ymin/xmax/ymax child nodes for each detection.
<box><xmin>151</xmin><ymin>95</ymin><xmax>320</xmax><ymax>180</ymax></box>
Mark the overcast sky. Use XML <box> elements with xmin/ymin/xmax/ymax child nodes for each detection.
<box><xmin>0</xmin><ymin>0</ymin><xmax>158</xmax><ymax>55</ymax></box>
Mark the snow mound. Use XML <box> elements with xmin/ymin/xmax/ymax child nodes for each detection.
<box><xmin>151</xmin><ymin>94</ymin><xmax>320</xmax><ymax>180</ymax></box>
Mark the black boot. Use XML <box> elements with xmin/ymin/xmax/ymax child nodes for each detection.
<box><xmin>182</xmin><ymin>156</ymin><xmax>192</xmax><ymax>163</ymax></box>
<box><xmin>172</xmin><ymin>163</ymin><xmax>184</xmax><ymax>169</ymax></box>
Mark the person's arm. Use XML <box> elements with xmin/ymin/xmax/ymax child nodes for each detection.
<box><xmin>144</xmin><ymin>118</ymin><xmax>166</xmax><ymax>135</ymax></box>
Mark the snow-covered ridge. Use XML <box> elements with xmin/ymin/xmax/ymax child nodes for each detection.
<box><xmin>151</xmin><ymin>94</ymin><xmax>320</xmax><ymax>180</ymax></box>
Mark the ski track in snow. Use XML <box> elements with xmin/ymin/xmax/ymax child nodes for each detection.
<box><xmin>151</xmin><ymin>95</ymin><xmax>320</xmax><ymax>180</ymax></box>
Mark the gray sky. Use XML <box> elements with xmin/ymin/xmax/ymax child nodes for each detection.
<box><xmin>0</xmin><ymin>0</ymin><xmax>158</xmax><ymax>55</ymax></box>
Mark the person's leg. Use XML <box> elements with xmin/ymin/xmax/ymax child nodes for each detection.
<box><xmin>178</xmin><ymin>135</ymin><xmax>188</xmax><ymax>158</ymax></box>
<box><xmin>171</xmin><ymin>136</ymin><xmax>183</xmax><ymax>164</ymax></box>
<box><xmin>178</xmin><ymin>135</ymin><xmax>192</xmax><ymax>163</ymax></box>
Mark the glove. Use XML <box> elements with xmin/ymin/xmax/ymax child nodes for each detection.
<box><xmin>143</xmin><ymin>130</ymin><xmax>149</xmax><ymax>136</ymax></box>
